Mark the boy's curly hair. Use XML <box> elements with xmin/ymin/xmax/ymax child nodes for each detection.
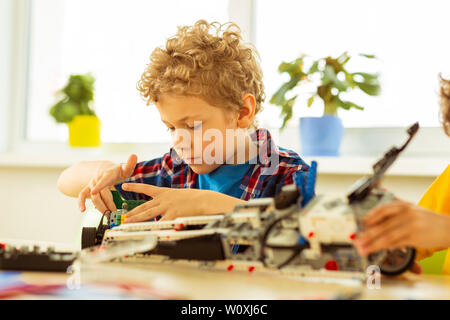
<box><xmin>439</xmin><ymin>74</ymin><xmax>450</xmax><ymax>136</ymax></box>
<box><xmin>137</xmin><ymin>20</ymin><xmax>265</xmax><ymax>129</ymax></box>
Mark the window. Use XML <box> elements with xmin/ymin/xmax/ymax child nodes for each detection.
<box><xmin>19</xmin><ymin>0</ymin><xmax>450</xmax><ymax>148</ymax></box>
<box><xmin>254</xmin><ymin>0</ymin><xmax>450</xmax><ymax>129</ymax></box>
<box><xmin>26</xmin><ymin>0</ymin><xmax>230</xmax><ymax>143</ymax></box>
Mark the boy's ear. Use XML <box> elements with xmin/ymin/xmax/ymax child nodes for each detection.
<box><xmin>236</xmin><ymin>93</ymin><xmax>256</xmax><ymax>128</ymax></box>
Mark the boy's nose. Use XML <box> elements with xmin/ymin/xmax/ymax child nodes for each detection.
<box><xmin>172</xmin><ymin>129</ymin><xmax>192</xmax><ymax>147</ymax></box>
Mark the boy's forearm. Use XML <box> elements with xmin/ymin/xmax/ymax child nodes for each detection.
<box><xmin>57</xmin><ymin>160</ymin><xmax>117</xmax><ymax>198</ymax></box>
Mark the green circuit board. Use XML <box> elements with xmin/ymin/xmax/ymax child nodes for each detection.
<box><xmin>111</xmin><ymin>190</ymin><xmax>147</xmax><ymax>211</ymax></box>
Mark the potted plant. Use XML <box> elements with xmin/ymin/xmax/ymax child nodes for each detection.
<box><xmin>270</xmin><ymin>52</ymin><xmax>380</xmax><ymax>156</ymax></box>
<box><xmin>49</xmin><ymin>73</ymin><xmax>101</xmax><ymax>147</ymax></box>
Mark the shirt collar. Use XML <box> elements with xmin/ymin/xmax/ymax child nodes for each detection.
<box><xmin>250</xmin><ymin>128</ymin><xmax>300</xmax><ymax>167</ymax></box>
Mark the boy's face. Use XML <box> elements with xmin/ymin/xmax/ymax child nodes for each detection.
<box><xmin>156</xmin><ymin>94</ymin><xmax>248</xmax><ymax>174</ymax></box>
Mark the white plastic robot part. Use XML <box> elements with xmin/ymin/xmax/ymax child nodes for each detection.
<box><xmin>111</xmin><ymin>211</ymin><xmax>262</xmax><ymax>232</ymax></box>
<box><xmin>103</xmin><ymin>228</ymin><xmax>231</xmax><ymax>244</ymax></box>
<box><xmin>118</xmin><ymin>254</ymin><xmax>365</xmax><ymax>283</ymax></box>
<box><xmin>299</xmin><ymin>195</ymin><xmax>357</xmax><ymax>245</ymax></box>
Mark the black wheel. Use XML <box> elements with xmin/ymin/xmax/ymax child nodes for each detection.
<box><xmin>81</xmin><ymin>227</ymin><xmax>97</xmax><ymax>249</ymax></box>
<box><xmin>371</xmin><ymin>247</ymin><xmax>416</xmax><ymax>276</ymax></box>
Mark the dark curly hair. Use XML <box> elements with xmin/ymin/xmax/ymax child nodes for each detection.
<box><xmin>439</xmin><ymin>74</ymin><xmax>450</xmax><ymax>136</ymax></box>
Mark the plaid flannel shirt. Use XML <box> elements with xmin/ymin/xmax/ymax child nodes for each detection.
<box><xmin>115</xmin><ymin>128</ymin><xmax>311</xmax><ymax>201</ymax></box>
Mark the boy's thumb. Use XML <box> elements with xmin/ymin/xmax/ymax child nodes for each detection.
<box><xmin>122</xmin><ymin>154</ymin><xmax>138</xmax><ymax>177</ymax></box>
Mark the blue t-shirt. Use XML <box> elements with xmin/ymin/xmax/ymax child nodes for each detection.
<box><xmin>196</xmin><ymin>161</ymin><xmax>252</xmax><ymax>199</ymax></box>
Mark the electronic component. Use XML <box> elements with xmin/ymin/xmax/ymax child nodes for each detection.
<box><xmin>0</xmin><ymin>245</ymin><xmax>77</xmax><ymax>272</ymax></box>
<box><xmin>81</xmin><ymin>191</ymin><xmax>147</xmax><ymax>249</ymax></box>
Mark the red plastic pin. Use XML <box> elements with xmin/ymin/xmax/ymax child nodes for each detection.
<box><xmin>324</xmin><ymin>260</ymin><xmax>339</xmax><ymax>271</ymax></box>
<box><xmin>349</xmin><ymin>233</ymin><xmax>356</xmax><ymax>240</ymax></box>
<box><xmin>248</xmin><ymin>266</ymin><xmax>255</xmax><ymax>272</ymax></box>
<box><xmin>227</xmin><ymin>264</ymin><xmax>234</xmax><ymax>271</ymax></box>
<box><xmin>308</xmin><ymin>231</ymin><xmax>314</xmax><ymax>238</ymax></box>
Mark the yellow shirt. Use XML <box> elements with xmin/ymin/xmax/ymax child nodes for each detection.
<box><xmin>417</xmin><ymin>165</ymin><xmax>450</xmax><ymax>274</ymax></box>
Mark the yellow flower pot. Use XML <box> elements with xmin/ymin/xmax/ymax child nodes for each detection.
<box><xmin>67</xmin><ymin>115</ymin><xmax>101</xmax><ymax>147</ymax></box>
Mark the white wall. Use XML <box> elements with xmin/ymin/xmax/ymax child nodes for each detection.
<box><xmin>0</xmin><ymin>166</ymin><xmax>83</xmax><ymax>246</ymax></box>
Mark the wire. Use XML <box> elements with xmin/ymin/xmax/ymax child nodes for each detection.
<box><xmin>277</xmin><ymin>249</ymin><xmax>303</xmax><ymax>269</ymax></box>
<box><xmin>94</xmin><ymin>210</ymin><xmax>112</xmax><ymax>244</ymax></box>
<box><xmin>97</xmin><ymin>209</ymin><xmax>111</xmax><ymax>230</ymax></box>
<box><xmin>259</xmin><ymin>208</ymin><xmax>309</xmax><ymax>269</ymax></box>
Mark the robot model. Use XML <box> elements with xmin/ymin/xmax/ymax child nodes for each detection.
<box><xmin>81</xmin><ymin>123</ymin><xmax>419</xmax><ymax>278</ymax></box>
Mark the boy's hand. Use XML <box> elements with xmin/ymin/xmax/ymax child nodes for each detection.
<box><xmin>121</xmin><ymin>183</ymin><xmax>244</xmax><ymax>222</ymax></box>
<box><xmin>354</xmin><ymin>200</ymin><xmax>450</xmax><ymax>255</ymax></box>
<box><xmin>78</xmin><ymin>154</ymin><xmax>138</xmax><ymax>213</ymax></box>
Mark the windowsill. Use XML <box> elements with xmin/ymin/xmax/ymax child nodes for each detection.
<box><xmin>0</xmin><ymin>141</ymin><xmax>171</xmax><ymax>168</ymax></box>
<box><xmin>0</xmin><ymin>150</ymin><xmax>447</xmax><ymax>177</ymax></box>
<box><xmin>302</xmin><ymin>156</ymin><xmax>448</xmax><ymax>177</ymax></box>
<box><xmin>1</xmin><ymin>125</ymin><xmax>448</xmax><ymax>177</ymax></box>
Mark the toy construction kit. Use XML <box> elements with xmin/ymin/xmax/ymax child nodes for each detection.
<box><xmin>1</xmin><ymin>123</ymin><xmax>420</xmax><ymax>284</ymax></box>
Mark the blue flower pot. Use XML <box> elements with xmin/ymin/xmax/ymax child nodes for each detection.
<box><xmin>299</xmin><ymin>115</ymin><xmax>344</xmax><ymax>156</ymax></box>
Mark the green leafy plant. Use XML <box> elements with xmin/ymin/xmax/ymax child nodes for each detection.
<box><xmin>270</xmin><ymin>52</ymin><xmax>381</xmax><ymax>128</ymax></box>
<box><xmin>49</xmin><ymin>73</ymin><xmax>96</xmax><ymax>123</ymax></box>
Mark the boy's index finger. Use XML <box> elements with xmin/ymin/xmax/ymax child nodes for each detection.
<box><xmin>78</xmin><ymin>186</ymin><xmax>91</xmax><ymax>212</ymax></box>
<box><xmin>122</xmin><ymin>183</ymin><xmax>163</xmax><ymax>197</ymax></box>
<box><xmin>91</xmin><ymin>175</ymin><xmax>113</xmax><ymax>194</ymax></box>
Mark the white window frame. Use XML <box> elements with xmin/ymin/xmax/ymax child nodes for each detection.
<box><xmin>0</xmin><ymin>0</ymin><xmax>18</xmax><ymax>153</ymax></box>
<box><xmin>0</xmin><ymin>0</ymin><xmax>10</xmax><ymax>152</ymax></box>
<box><xmin>2</xmin><ymin>0</ymin><xmax>37</xmax><ymax>153</ymax></box>
<box><xmin>1</xmin><ymin>0</ymin><xmax>449</xmax><ymax>169</ymax></box>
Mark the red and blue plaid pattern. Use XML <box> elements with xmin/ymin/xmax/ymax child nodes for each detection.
<box><xmin>115</xmin><ymin>129</ymin><xmax>311</xmax><ymax>201</ymax></box>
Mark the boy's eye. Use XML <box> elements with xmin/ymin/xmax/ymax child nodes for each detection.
<box><xmin>167</xmin><ymin>127</ymin><xmax>175</xmax><ymax>132</ymax></box>
<box><xmin>187</xmin><ymin>123</ymin><xmax>201</xmax><ymax>130</ymax></box>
